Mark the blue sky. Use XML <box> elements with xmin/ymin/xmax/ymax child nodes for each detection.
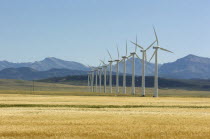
<box><xmin>0</xmin><ymin>0</ymin><xmax>209</xmax><ymax>66</ymax></box>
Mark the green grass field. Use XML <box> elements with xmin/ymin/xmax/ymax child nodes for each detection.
<box><xmin>0</xmin><ymin>79</ymin><xmax>210</xmax><ymax>138</ymax></box>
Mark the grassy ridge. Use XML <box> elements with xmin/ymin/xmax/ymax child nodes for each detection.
<box><xmin>0</xmin><ymin>79</ymin><xmax>210</xmax><ymax>98</ymax></box>
<box><xmin>39</xmin><ymin>75</ymin><xmax>210</xmax><ymax>90</ymax></box>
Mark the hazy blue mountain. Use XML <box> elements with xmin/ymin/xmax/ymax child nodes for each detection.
<box><xmin>30</xmin><ymin>57</ymin><xmax>89</xmax><ymax>71</ymax></box>
<box><xmin>113</xmin><ymin>58</ymin><xmax>160</xmax><ymax>76</ymax></box>
<box><xmin>0</xmin><ymin>67</ymin><xmax>87</xmax><ymax>80</ymax></box>
<box><xmin>159</xmin><ymin>54</ymin><xmax>210</xmax><ymax>79</ymax></box>
<box><xmin>0</xmin><ymin>61</ymin><xmax>31</xmax><ymax>70</ymax></box>
<box><xmin>0</xmin><ymin>57</ymin><xmax>89</xmax><ymax>71</ymax></box>
<box><xmin>1</xmin><ymin>55</ymin><xmax>210</xmax><ymax>80</ymax></box>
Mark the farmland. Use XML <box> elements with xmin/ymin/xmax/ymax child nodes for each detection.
<box><xmin>0</xmin><ymin>79</ymin><xmax>210</xmax><ymax>138</ymax></box>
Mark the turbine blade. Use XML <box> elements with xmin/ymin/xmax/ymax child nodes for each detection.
<box><xmin>127</xmin><ymin>54</ymin><xmax>132</xmax><ymax>59</ymax></box>
<box><xmin>136</xmin><ymin>34</ymin><xmax>138</xmax><ymax>44</ymax></box>
<box><xmin>130</xmin><ymin>41</ymin><xmax>144</xmax><ymax>49</ymax></box>
<box><xmin>107</xmin><ymin>49</ymin><xmax>112</xmax><ymax>60</ymax></box>
<box><xmin>149</xmin><ymin>49</ymin><xmax>157</xmax><ymax>62</ymax></box>
<box><xmin>126</xmin><ymin>56</ymin><xmax>132</xmax><ymax>62</ymax></box>
<box><xmin>99</xmin><ymin>59</ymin><xmax>105</xmax><ymax>65</ymax></box>
<box><xmin>135</xmin><ymin>54</ymin><xmax>141</xmax><ymax>59</ymax></box>
<box><xmin>160</xmin><ymin>47</ymin><xmax>173</xmax><ymax>53</ymax></box>
<box><xmin>88</xmin><ymin>65</ymin><xmax>94</xmax><ymax>70</ymax></box>
<box><xmin>135</xmin><ymin>35</ymin><xmax>137</xmax><ymax>52</ymax></box>
<box><xmin>145</xmin><ymin>52</ymin><xmax>147</xmax><ymax>62</ymax></box>
<box><xmin>153</xmin><ymin>26</ymin><xmax>159</xmax><ymax>45</ymax></box>
<box><xmin>126</xmin><ymin>41</ymin><xmax>128</xmax><ymax>56</ymax></box>
<box><xmin>145</xmin><ymin>40</ymin><xmax>157</xmax><ymax>51</ymax></box>
<box><xmin>117</xmin><ymin>46</ymin><xmax>120</xmax><ymax>59</ymax></box>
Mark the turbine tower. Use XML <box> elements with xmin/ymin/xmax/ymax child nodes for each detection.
<box><xmin>107</xmin><ymin>50</ymin><xmax>113</xmax><ymax>93</ymax></box>
<box><xmin>149</xmin><ymin>27</ymin><xmax>173</xmax><ymax>97</ymax></box>
<box><xmin>95</xmin><ymin>68</ymin><xmax>98</xmax><ymax>92</ymax></box>
<box><xmin>94</xmin><ymin>64</ymin><xmax>101</xmax><ymax>92</ymax></box>
<box><xmin>98</xmin><ymin>65</ymin><xmax>102</xmax><ymax>93</ymax></box>
<box><xmin>100</xmin><ymin>60</ymin><xmax>108</xmax><ymax>93</ymax></box>
<box><xmin>88</xmin><ymin>65</ymin><xmax>95</xmax><ymax>92</ymax></box>
<box><xmin>120</xmin><ymin>41</ymin><xmax>128</xmax><ymax>94</ymax></box>
<box><xmin>115</xmin><ymin>46</ymin><xmax>120</xmax><ymax>93</ymax></box>
<box><xmin>88</xmin><ymin>72</ymin><xmax>91</xmax><ymax>92</ymax></box>
<box><xmin>129</xmin><ymin>36</ymin><xmax>140</xmax><ymax>95</ymax></box>
<box><xmin>131</xmin><ymin>39</ymin><xmax>157</xmax><ymax>96</ymax></box>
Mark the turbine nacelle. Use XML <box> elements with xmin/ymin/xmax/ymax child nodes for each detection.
<box><xmin>130</xmin><ymin>52</ymin><xmax>136</xmax><ymax>55</ymax></box>
<box><xmin>115</xmin><ymin>59</ymin><xmax>120</xmax><ymax>62</ymax></box>
<box><xmin>122</xmin><ymin>56</ymin><xmax>127</xmax><ymax>59</ymax></box>
<box><xmin>153</xmin><ymin>46</ymin><xmax>160</xmax><ymax>49</ymax></box>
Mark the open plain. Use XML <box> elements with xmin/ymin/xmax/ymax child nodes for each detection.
<box><xmin>0</xmin><ymin>80</ymin><xmax>210</xmax><ymax>138</ymax></box>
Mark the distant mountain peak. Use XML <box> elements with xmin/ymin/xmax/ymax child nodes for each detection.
<box><xmin>177</xmin><ymin>54</ymin><xmax>210</xmax><ymax>64</ymax></box>
<box><xmin>160</xmin><ymin>54</ymin><xmax>210</xmax><ymax>79</ymax></box>
<box><xmin>185</xmin><ymin>54</ymin><xmax>197</xmax><ymax>58</ymax></box>
<box><xmin>183</xmin><ymin>54</ymin><xmax>209</xmax><ymax>59</ymax></box>
<box><xmin>43</xmin><ymin>57</ymin><xmax>60</xmax><ymax>61</ymax></box>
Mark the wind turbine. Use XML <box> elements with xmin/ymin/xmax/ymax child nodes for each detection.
<box><xmin>149</xmin><ymin>27</ymin><xmax>173</xmax><ymax>97</ymax></box>
<box><xmin>114</xmin><ymin>46</ymin><xmax>120</xmax><ymax>93</ymax></box>
<box><xmin>98</xmin><ymin>64</ymin><xmax>102</xmax><ymax>93</ymax></box>
<box><xmin>95</xmin><ymin>68</ymin><xmax>98</xmax><ymax>92</ymax></box>
<box><xmin>94</xmin><ymin>64</ymin><xmax>101</xmax><ymax>92</ymax></box>
<box><xmin>131</xmin><ymin>39</ymin><xmax>157</xmax><ymax>96</ymax></box>
<box><xmin>107</xmin><ymin>50</ymin><xmax>113</xmax><ymax>93</ymax></box>
<box><xmin>88</xmin><ymin>66</ymin><xmax>95</xmax><ymax>92</ymax></box>
<box><xmin>91</xmin><ymin>70</ymin><xmax>94</xmax><ymax>92</ymax></box>
<box><xmin>129</xmin><ymin>36</ymin><xmax>141</xmax><ymax>95</ymax></box>
<box><xmin>120</xmin><ymin>41</ymin><xmax>128</xmax><ymax>94</ymax></box>
<box><xmin>100</xmin><ymin>60</ymin><xmax>108</xmax><ymax>93</ymax></box>
<box><xmin>87</xmin><ymin>71</ymin><xmax>91</xmax><ymax>92</ymax></box>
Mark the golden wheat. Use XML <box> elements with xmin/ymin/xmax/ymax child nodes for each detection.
<box><xmin>0</xmin><ymin>93</ymin><xmax>210</xmax><ymax>138</ymax></box>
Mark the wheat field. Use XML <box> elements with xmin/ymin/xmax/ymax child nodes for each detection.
<box><xmin>0</xmin><ymin>92</ymin><xmax>210</xmax><ymax>138</ymax></box>
<box><xmin>0</xmin><ymin>79</ymin><xmax>210</xmax><ymax>138</ymax></box>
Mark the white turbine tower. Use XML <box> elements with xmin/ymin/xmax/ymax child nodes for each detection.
<box><xmin>149</xmin><ymin>27</ymin><xmax>173</xmax><ymax>97</ymax></box>
<box><xmin>120</xmin><ymin>41</ymin><xmax>128</xmax><ymax>94</ymax></box>
<box><xmin>131</xmin><ymin>39</ymin><xmax>157</xmax><ymax>96</ymax></box>
<box><xmin>129</xmin><ymin>36</ymin><xmax>141</xmax><ymax>95</ymax></box>
<box><xmin>107</xmin><ymin>50</ymin><xmax>113</xmax><ymax>93</ymax></box>
<box><xmin>87</xmin><ymin>72</ymin><xmax>91</xmax><ymax>92</ymax></box>
<box><xmin>115</xmin><ymin>46</ymin><xmax>120</xmax><ymax>93</ymax></box>
<box><xmin>95</xmin><ymin>68</ymin><xmax>98</xmax><ymax>92</ymax></box>
<box><xmin>88</xmin><ymin>65</ymin><xmax>95</xmax><ymax>92</ymax></box>
<box><xmin>98</xmin><ymin>65</ymin><xmax>102</xmax><ymax>93</ymax></box>
<box><xmin>100</xmin><ymin>60</ymin><xmax>108</xmax><ymax>93</ymax></box>
<box><xmin>94</xmin><ymin>64</ymin><xmax>101</xmax><ymax>92</ymax></box>
<box><xmin>91</xmin><ymin>70</ymin><xmax>94</xmax><ymax>92</ymax></box>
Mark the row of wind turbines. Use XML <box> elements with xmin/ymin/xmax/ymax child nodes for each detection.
<box><xmin>88</xmin><ymin>28</ymin><xmax>173</xmax><ymax>97</ymax></box>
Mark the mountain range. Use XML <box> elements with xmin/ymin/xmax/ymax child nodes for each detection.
<box><xmin>0</xmin><ymin>67</ymin><xmax>87</xmax><ymax>80</ymax></box>
<box><xmin>0</xmin><ymin>54</ymin><xmax>209</xmax><ymax>80</ymax></box>
<box><xmin>0</xmin><ymin>57</ymin><xmax>89</xmax><ymax>71</ymax></box>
